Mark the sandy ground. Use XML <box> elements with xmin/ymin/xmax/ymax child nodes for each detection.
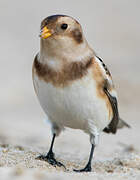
<box><xmin>0</xmin><ymin>0</ymin><xmax>140</xmax><ymax>179</ymax></box>
<box><xmin>0</xmin><ymin>144</ymin><xmax>140</xmax><ymax>180</ymax></box>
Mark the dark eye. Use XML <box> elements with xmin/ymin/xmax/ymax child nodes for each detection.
<box><xmin>61</xmin><ymin>23</ymin><xmax>68</xmax><ymax>30</ymax></box>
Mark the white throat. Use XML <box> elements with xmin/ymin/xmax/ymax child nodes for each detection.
<box><xmin>39</xmin><ymin>39</ymin><xmax>94</xmax><ymax>70</ymax></box>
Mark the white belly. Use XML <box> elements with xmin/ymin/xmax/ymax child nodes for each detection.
<box><xmin>33</xmin><ymin>70</ymin><xmax>111</xmax><ymax>134</ymax></box>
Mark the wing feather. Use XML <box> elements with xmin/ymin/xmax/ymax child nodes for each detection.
<box><xmin>95</xmin><ymin>56</ymin><xmax>129</xmax><ymax>134</ymax></box>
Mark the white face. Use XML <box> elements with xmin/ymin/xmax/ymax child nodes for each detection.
<box><xmin>40</xmin><ymin>15</ymin><xmax>84</xmax><ymax>51</ymax></box>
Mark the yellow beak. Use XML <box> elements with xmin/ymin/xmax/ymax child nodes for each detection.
<box><xmin>40</xmin><ymin>26</ymin><xmax>52</xmax><ymax>39</ymax></box>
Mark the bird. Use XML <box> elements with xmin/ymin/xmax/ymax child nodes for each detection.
<box><xmin>32</xmin><ymin>14</ymin><xmax>130</xmax><ymax>172</ymax></box>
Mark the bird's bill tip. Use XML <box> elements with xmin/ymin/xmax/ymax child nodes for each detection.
<box><xmin>40</xmin><ymin>26</ymin><xmax>52</xmax><ymax>39</ymax></box>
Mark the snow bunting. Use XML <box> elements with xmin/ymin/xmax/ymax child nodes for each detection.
<box><xmin>32</xmin><ymin>15</ymin><xmax>130</xmax><ymax>172</ymax></box>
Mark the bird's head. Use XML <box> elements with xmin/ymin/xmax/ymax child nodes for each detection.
<box><xmin>39</xmin><ymin>15</ymin><xmax>92</xmax><ymax>62</ymax></box>
<box><xmin>40</xmin><ymin>15</ymin><xmax>83</xmax><ymax>44</ymax></box>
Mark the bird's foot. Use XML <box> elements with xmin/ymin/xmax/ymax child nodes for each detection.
<box><xmin>36</xmin><ymin>151</ymin><xmax>66</xmax><ymax>169</ymax></box>
<box><xmin>73</xmin><ymin>163</ymin><xmax>92</xmax><ymax>172</ymax></box>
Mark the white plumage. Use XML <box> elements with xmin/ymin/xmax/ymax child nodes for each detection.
<box><xmin>32</xmin><ymin>14</ymin><xmax>129</xmax><ymax>172</ymax></box>
<box><xmin>33</xmin><ymin>56</ymin><xmax>112</xmax><ymax>144</ymax></box>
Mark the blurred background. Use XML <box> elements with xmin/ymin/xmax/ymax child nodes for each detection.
<box><xmin>0</xmin><ymin>0</ymin><xmax>140</xmax><ymax>160</ymax></box>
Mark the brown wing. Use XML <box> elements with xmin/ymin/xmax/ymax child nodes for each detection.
<box><xmin>103</xmin><ymin>86</ymin><xmax>130</xmax><ymax>133</ymax></box>
<box><xmin>103</xmin><ymin>84</ymin><xmax>119</xmax><ymax>134</ymax></box>
<box><xmin>95</xmin><ymin>56</ymin><xmax>130</xmax><ymax>133</ymax></box>
<box><xmin>95</xmin><ymin>56</ymin><xmax>120</xmax><ymax>134</ymax></box>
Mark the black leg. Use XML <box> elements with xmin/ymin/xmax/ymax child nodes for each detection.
<box><xmin>74</xmin><ymin>144</ymin><xmax>95</xmax><ymax>172</ymax></box>
<box><xmin>36</xmin><ymin>134</ymin><xmax>65</xmax><ymax>168</ymax></box>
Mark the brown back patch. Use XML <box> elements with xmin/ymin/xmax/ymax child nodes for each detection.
<box><xmin>92</xmin><ymin>61</ymin><xmax>113</xmax><ymax>121</ymax></box>
<box><xmin>33</xmin><ymin>55</ymin><xmax>93</xmax><ymax>88</ymax></box>
<box><xmin>96</xmin><ymin>56</ymin><xmax>112</xmax><ymax>77</ymax></box>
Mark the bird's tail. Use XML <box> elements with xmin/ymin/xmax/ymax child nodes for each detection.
<box><xmin>117</xmin><ymin>118</ymin><xmax>131</xmax><ymax>129</ymax></box>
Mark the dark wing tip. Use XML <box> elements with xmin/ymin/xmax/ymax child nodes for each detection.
<box><xmin>118</xmin><ymin>118</ymin><xmax>131</xmax><ymax>129</ymax></box>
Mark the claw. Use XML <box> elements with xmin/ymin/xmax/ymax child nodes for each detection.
<box><xmin>36</xmin><ymin>154</ymin><xmax>66</xmax><ymax>169</ymax></box>
<box><xmin>73</xmin><ymin>164</ymin><xmax>92</xmax><ymax>172</ymax></box>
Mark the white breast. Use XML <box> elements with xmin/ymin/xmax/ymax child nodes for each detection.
<box><xmin>33</xmin><ymin>69</ymin><xmax>111</xmax><ymax>134</ymax></box>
